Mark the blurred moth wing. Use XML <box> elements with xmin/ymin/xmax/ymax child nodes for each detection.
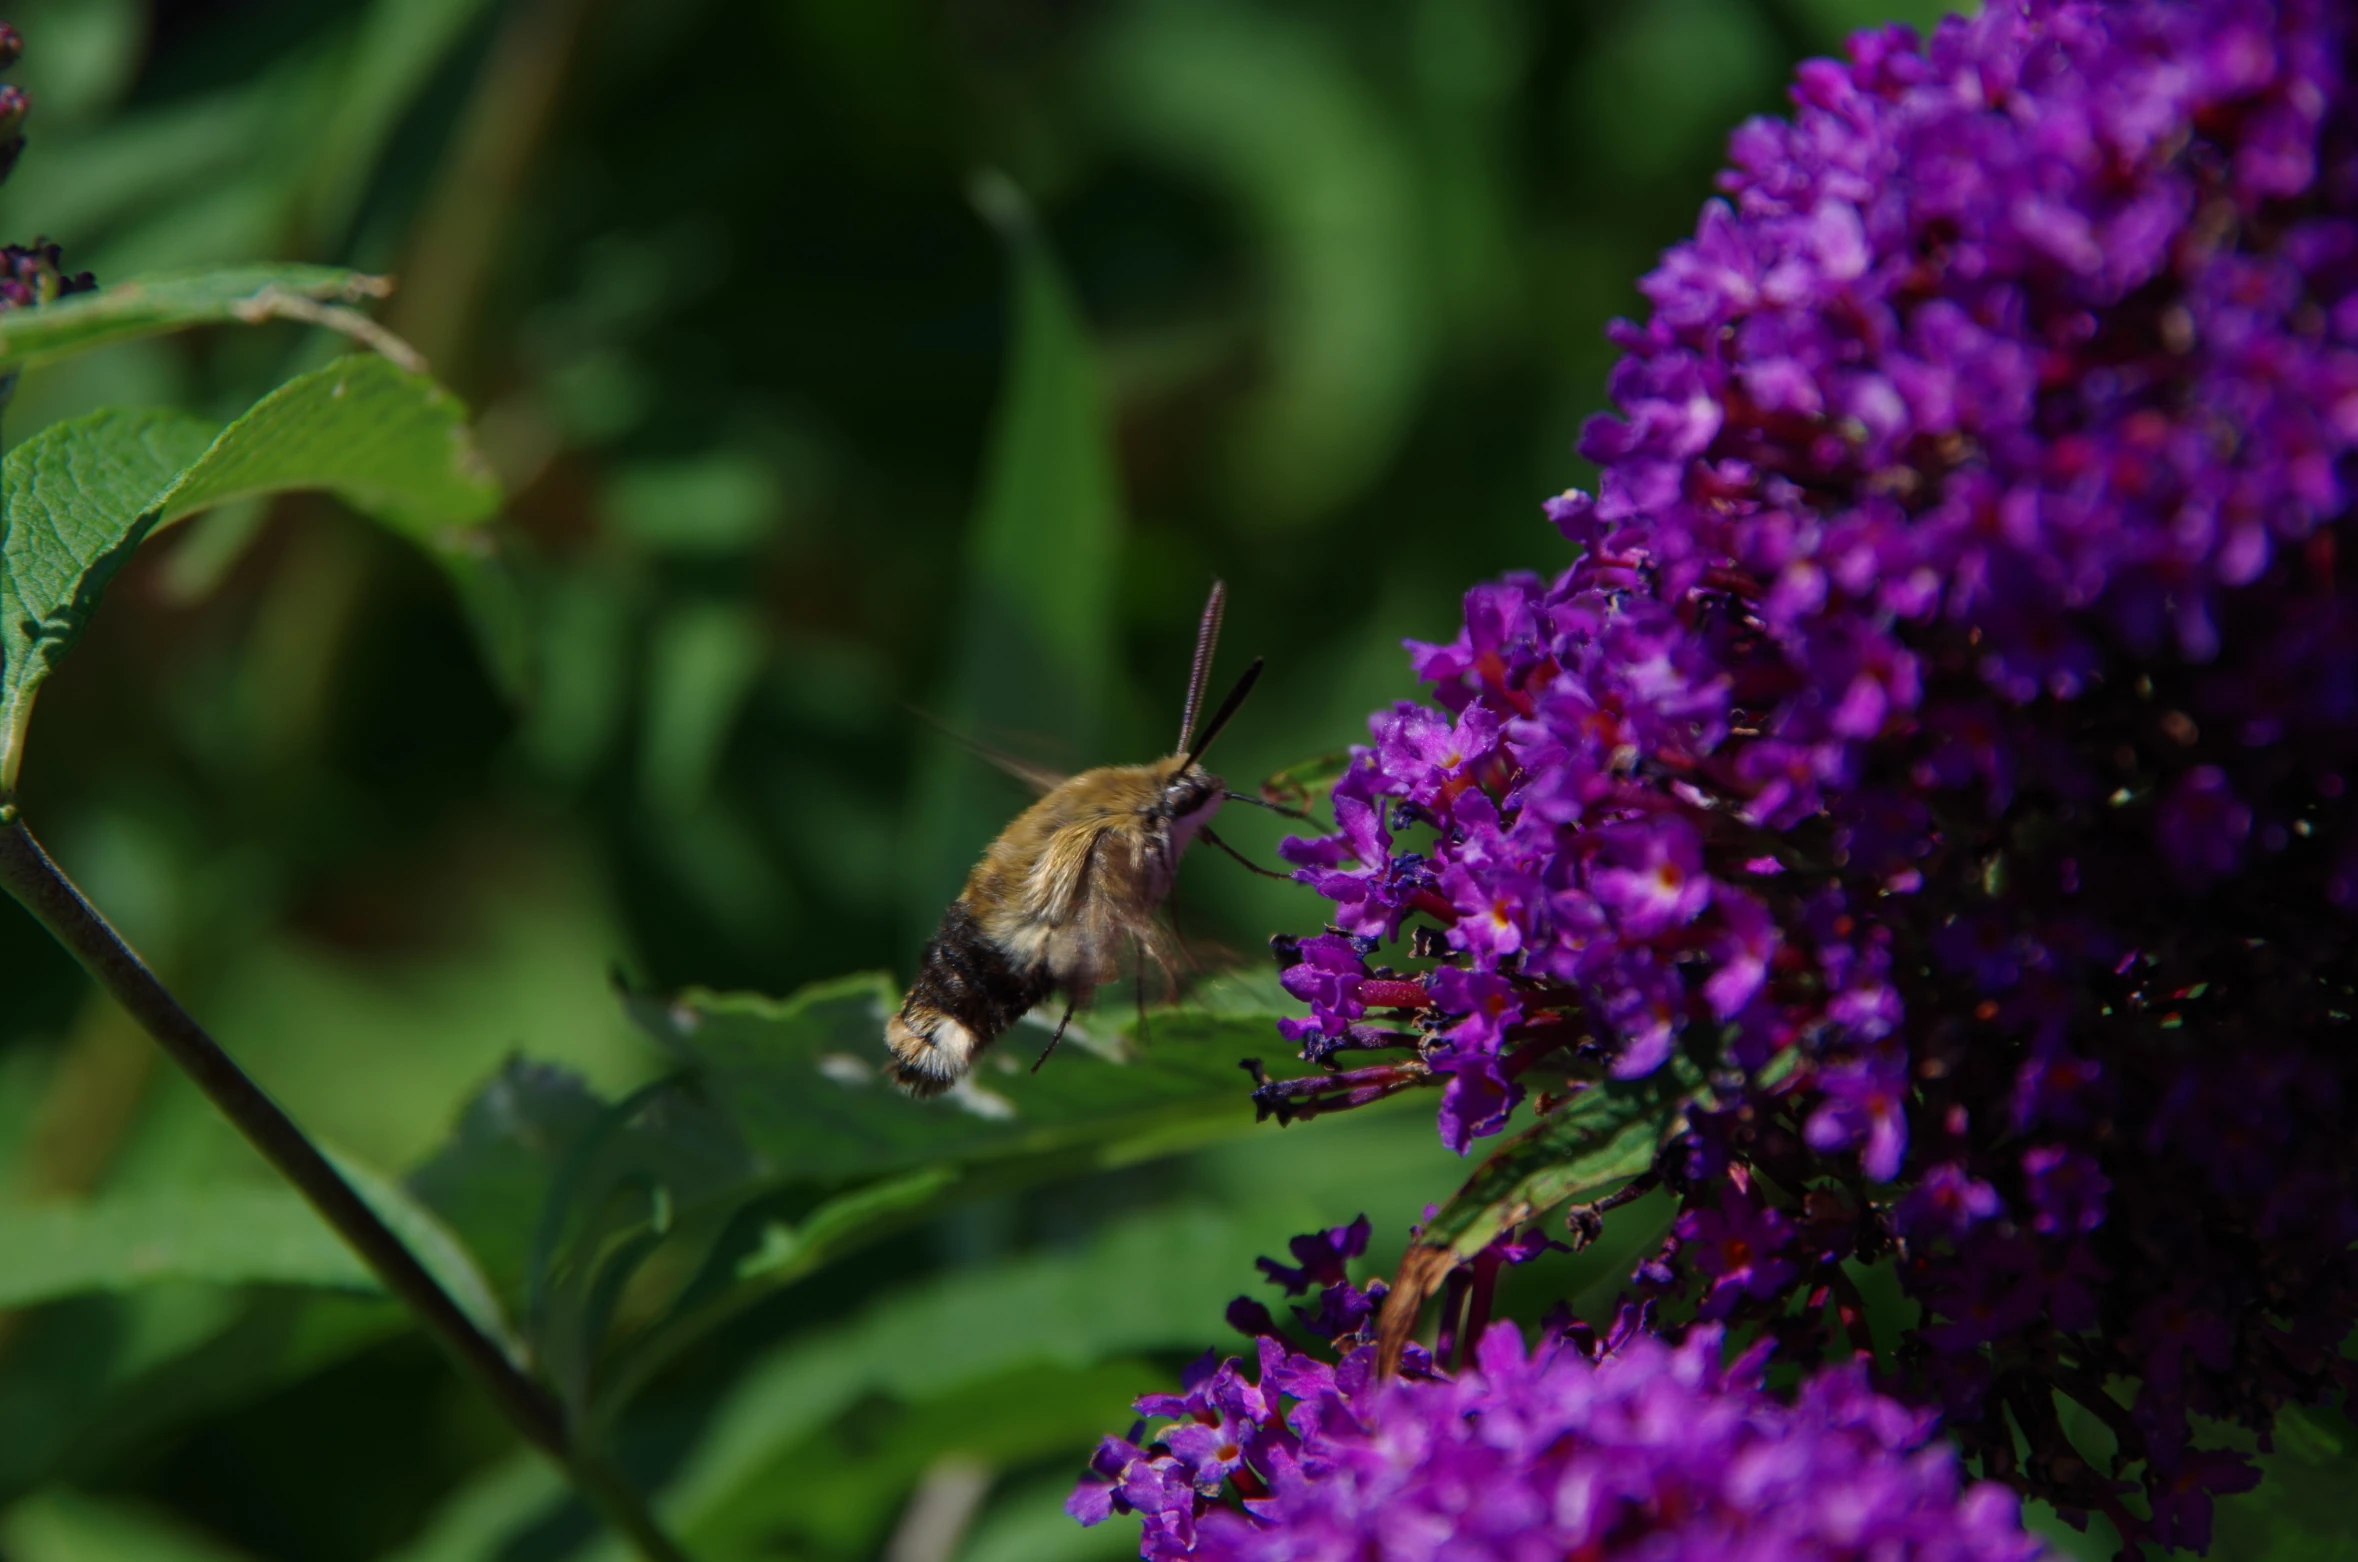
<box><xmin>885</xmin><ymin>583</ymin><xmax>1261</xmax><ymax>1096</ymax></box>
<box><xmin>904</xmin><ymin>709</ymin><xmax>1069</xmax><ymax>798</ymax></box>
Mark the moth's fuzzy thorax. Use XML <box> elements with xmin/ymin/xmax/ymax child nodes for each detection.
<box><xmin>885</xmin><ymin>754</ymin><xmax>1224</xmax><ymax>1092</ymax></box>
<box><xmin>885</xmin><ymin>581</ymin><xmax>1256</xmax><ymax>1094</ymax></box>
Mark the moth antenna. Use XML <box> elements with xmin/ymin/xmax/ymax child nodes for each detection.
<box><xmin>1200</xmin><ymin>823</ymin><xmax>1292</xmax><ymax>880</ymax></box>
<box><xmin>1177</xmin><ymin>580</ymin><xmax>1228</xmax><ymax>754</ymax></box>
<box><xmin>1224</xmin><ymin>790</ymin><xmax>1325</xmax><ymax>826</ymax></box>
<box><xmin>1184</xmin><ymin>658</ymin><xmax>1263</xmax><ymax>767</ymax></box>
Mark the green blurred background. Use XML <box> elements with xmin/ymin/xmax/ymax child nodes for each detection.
<box><xmin>27</xmin><ymin>1</ymin><xmax>2313</xmax><ymax>1560</ymax></box>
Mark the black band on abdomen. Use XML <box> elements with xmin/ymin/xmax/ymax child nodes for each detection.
<box><xmin>905</xmin><ymin>900</ymin><xmax>1050</xmax><ymax>1044</ymax></box>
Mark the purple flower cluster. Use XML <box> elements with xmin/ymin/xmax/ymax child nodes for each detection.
<box><xmin>0</xmin><ymin>27</ymin><xmax>86</xmax><ymax>310</ymax></box>
<box><xmin>0</xmin><ymin>23</ymin><xmax>26</xmax><ymax>186</ymax></box>
<box><xmin>0</xmin><ymin>240</ymin><xmax>93</xmax><ymax>312</ymax></box>
<box><xmin>1073</xmin><ymin>1221</ymin><xmax>2044</xmax><ymax>1561</ymax></box>
<box><xmin>1260</xmin><ymin>0</ymin><xmax>2358</xmax><ymax>1544</ymax></box>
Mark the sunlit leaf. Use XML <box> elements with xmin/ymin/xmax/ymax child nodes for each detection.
<box><xmin>624</xmin><ymin>976</ymin><xmax>1293</xmax><ymax>1188</ymax></box>
<box><xmin>151</xmin><ymin>352</ymin><xmax>497</xmax><ymax>537</ymax></box>
<box><xmin>0</xmin><ymin>1189</ymin><xmax>374</xmax><ymax>1307</ymax></box>
<box><xmin>0</xmin><ymin>407</ymin><xmax>216</xmax><ymax>791</ymax></box>
<box><xmin>0</xmin><ymin>354</ymin><xmax>505</xmax><ymax>790</ymax></box>
<box><xmin>0</xmin><ymin>265</ymin><xmax>390</xmax><ymax>371</ymax></box>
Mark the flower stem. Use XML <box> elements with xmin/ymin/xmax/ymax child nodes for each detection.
<box><xmin>0</xmin><ymin>809</ymin><xmax>692</xmax><ymax>1562</ymax></box>
<box><xmin>573</xmin><ymin>1454</ymin><xmax>698</xmax><ymax>1562</ymax></box>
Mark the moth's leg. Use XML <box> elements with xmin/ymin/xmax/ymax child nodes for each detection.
<box><xmin>1167</xmin><ymin>874</ymin><xmax>1189</xmax><ymax>967</ymax></box>
<box><xmin>1030</xmin><ymin>995</ymin><xmax>1078</xmax><ymax>1074</ymax></box>
<box><xmin>1143</xmin><ymin>926</ymin><xmax>1182</xmax><ymax>1002</ymax></box>
<box><xmin>1132</xmin><ymin>934</ymin><xmax>1152</xmax><ymax>1046</ymax></box>
<box><xmin>1200</xmin><ymin>825</ymin><xmax>1290</xmax><ymax>880</ymax></box>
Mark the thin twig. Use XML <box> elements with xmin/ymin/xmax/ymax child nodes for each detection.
<box><xmin>0</xmin><ymin>810</ymin><xmax>692</xmax><ymax>1562</ymax></box>
<box><xmin>230</xmin><ymin>287</ymin><xmax>429</xmax><ymax>373</ymax></box>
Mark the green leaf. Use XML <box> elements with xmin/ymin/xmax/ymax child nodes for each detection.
<box><xmin>396</xmin><ymin>1103</ymin><xmax>1474</xmax><ymax>1561</ymax></box>
<box><xmin>151</xmin><ymin>351</ymin><xmax>498</xmax><ymax>537</ymax></box>
<box><xmin>524</xmin><ymin>1080</ymin><xmax>763</xmax><ymax>1414</ymax></box>
<box><xmin>0</xmin><ymin>265</ymin><xmax>391</xmax><ymax>371</ymax></box>
<box><xmin>639</xmin><ymin>602</ymin><xmax>768</xmax><ymax>815</ymax></box>
<box><xmin>1415</xmin><ymin>1071</ymin><xmax>1690</xmax><ymax>1261</ymax></box>
<box><xmin>410</xmin><ymin>1054</ymin><xmax>772</xmax><ymax>1419</ymax></box>
<box><xmin>602</xmin><ymin>452</ymin><xmax>785</xmax><ymax>558</ymax></box>
<box><xmin>0</xmin><ymin>354</ymin><xmax>505</xmax><ymax>790</ymax></box>
<box><xmin>401</xmin><ymin>962</ymin><xmax>1321</xmax><ymax>1445</ymax></box>
<box><xmin>406</xmin><ymin>1057</ymin><xmax>759</xmax><ymax>1398</ymax></box>
<box><xmin>1376</xmin><ymin>1068</ymin><xmax>1692</xmax><ymax>1364</ymax></box>
<box><xmin>398</xmin><ymin>971</ymin><xmax>1313</xmax><ymax>1439</ymax></box>
<box><xmin>1257</xmin><ymin>749</ymin><xmax>1352</xmax><ymax>816</ymax></box>
<box><xmin>578</xmin><ymin>981</ymin><xmax>1311</xmax><ymax>1427</ymax></box>
<box><xmin>378</xmin><ymin>1454</ymin><xmax>571</xmax><ymax>1562</ymax></box>
<box><xmin>688</xmin><ymin>1362</ymin><xmax>1141</xmax><ymax>1561</ymax></box>
<box><xmin>905</xmin><ymin>175</ymin><xmax>1123</xmax><ymax>934</ymax></box>
<box><xmin>0</xmin><ymin>1189</ymin><xmax>376</xmax><ymax>1308</ymax></box>
<box><xmin>624</xmin><ymin>976</ymin><xmax>1295</xmax><ymax>1188</ymax></box>
<box><xmin>1</xmin><ymin>1488</ymin><xmax>260</xmax><ymax>1562</ymax></box>
<box><xmin>960</xmin><ymin>1474</ymin><xmax>1143</xmax><ymax>1562</ymax></box>
<box><xmin>328</xmin><ymin>1148</ymin><xmax>521</xmax><ymax>1362</ymax></box>
<box><xmin>0</xmin><ymin>408</ymin><xmax>219</xmax><ymax>791</ymax></box>
<box><xmin>726</xmin><ymin>1166</ymin><xmax>961</xmax><ymax>1288</ymax></box>
<box><xmin>2207</xmin><ymin>1408</ymin><xmax>2358</xmax><ymax>1561</ymax></box>
<box><xmin>617</xmin><ymin>1203</ymin><xmax>1300</xmax><ymax>1558</ymax></box>
<box><xmin>407</xmin><ymin>1059</ymin><xmax>613</xmax><ymax>1316</ymax></box>
<box><xmin>0</xmin><ymin>1285</ymin><xmax>404</xmax><ymax>1497</ymax></box>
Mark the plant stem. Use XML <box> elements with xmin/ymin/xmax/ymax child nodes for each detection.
<box><xmin>0</xmin><ymin>809</ymin><xmax>693</xmax><ymax>1561</ymax></box>
<box><xmin>575</xmin><ymin>1454</ymin><xmax>698</xmax><ymax>1562</ymax></box>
